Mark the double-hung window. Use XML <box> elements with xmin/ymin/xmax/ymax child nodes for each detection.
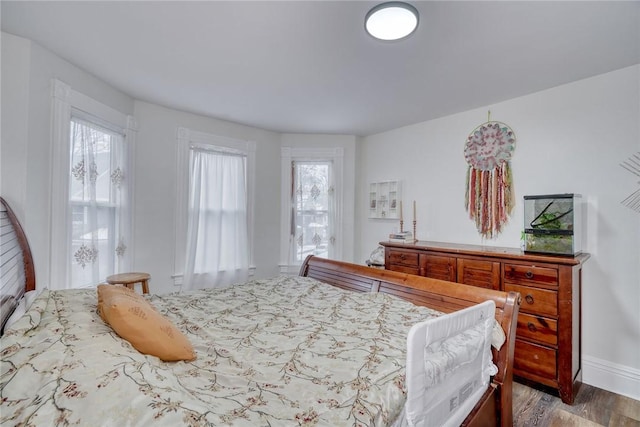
<box><xmin>290</xmin><ymin>161</ymin><xmax>334</xmax><ymax>261</ymax></box>
<box><xmin>50</xmin><ymin>79</ymin><xmax>135</xmax><ymax>289</ymax></box>
<box><xmin>175</xmin><ymin>128</ymin><xmax>255</xmax><ymax>290</ymax></box>
<box><xmin>68</xmin><ymin>117</ymin><xmax>126</xmax><ymax>287</ymax></box>
<box><xmin>280</xmin><ymin>147</ymin><xmax>343</xmax><ymax>273</ymax></box>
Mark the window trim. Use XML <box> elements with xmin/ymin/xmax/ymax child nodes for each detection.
<box><xmin>279</xmin><ymin>147</ymin><xmax>344</xmax><ymax>274</ymax></box>
<box><xmin>50</xmin><ymin>79</ymin><xmax>136</xmax><ymax>289</ymax></box>
<box><xmin>174</xmin><ymin>127</ymin><xmax>256</xmax><ymax>286</ymax></box>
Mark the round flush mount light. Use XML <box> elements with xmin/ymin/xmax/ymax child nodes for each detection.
<box><xmin>365</xmin><ymin>2</ymin><xmax>419</xmax><ymax>41</ymax></box>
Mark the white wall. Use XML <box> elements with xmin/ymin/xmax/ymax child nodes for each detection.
<box><xmin>0</xmin><ymin>33</ymin><xmax>283</xmax><ymax>295</ymax></box>
<box><xmin>133</xmin><ymin>101</ymin><xmax>282</xmax><ymax>295</ymax></box>
<box><xmin>1</xmin><ymin>32</ymin><xmax>135</xmax><ymax>287</ymax></box>
<box><xmin>356</xmin><ymin>65</ymin><xmax>640</xmax><ymax>399</ymax></box>
<box><xmin>1</xmin><ymin>33</ymin><xmax>30</xmax><ymax>220</ymax></box>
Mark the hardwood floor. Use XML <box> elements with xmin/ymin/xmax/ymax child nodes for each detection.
<box><xmin>513</xmin><ymin>382</ymin><xmax>640</xmax><ymax>426</ymax></box>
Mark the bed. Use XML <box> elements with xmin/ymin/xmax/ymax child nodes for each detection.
<box><xmin>0</xmin><ymin>197</ymin><xmax>520</xmax><ymax>426</ymax></box>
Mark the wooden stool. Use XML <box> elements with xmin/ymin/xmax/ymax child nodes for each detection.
<box><xmin>106</xmin><ymin>272</ymin><xmax>150</xmax><ymax>294</ymax></box>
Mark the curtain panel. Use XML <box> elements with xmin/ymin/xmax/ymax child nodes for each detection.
<box><xmin>68</xmin><ymin>117</ymin><xmax>128</xmax><ymax>287</ymax></box>
<box><xmin>182</xmin><ymin>147</ymin><xmax>249</xmax><ymax>290</ymax></box>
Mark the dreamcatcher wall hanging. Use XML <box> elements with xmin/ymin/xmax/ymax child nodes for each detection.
<box><xmin>464</xmin><ymin>112</ymin><xmax>516</xmax><ymax>239</ymax></box>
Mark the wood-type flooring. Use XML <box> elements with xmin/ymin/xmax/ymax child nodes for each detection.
<box><xmin>513</xmin><ymin>382</ymin><xmax>640</xmax><ymax>426</ymax></box>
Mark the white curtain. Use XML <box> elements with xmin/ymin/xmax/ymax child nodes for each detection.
<box><xmin>182</xmin><ymin>147</ymin><xmax>249</xmax><ymax>290</ymax></box>
<box><xmin>68</xmin><ymin>117</ymin><xmax>127</xmax><ymax>288</ymax></box>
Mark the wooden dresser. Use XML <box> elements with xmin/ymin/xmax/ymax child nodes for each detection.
<box><xmin>380</xmin><ymin>240</ymin><xmax>590</xmax><ymax>404</ymax></box>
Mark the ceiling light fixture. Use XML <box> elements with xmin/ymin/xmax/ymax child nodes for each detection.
<box><xmin>365</xmin><ymin>2</ymin><xmax>419</xmax><ymax>41</ymax></box>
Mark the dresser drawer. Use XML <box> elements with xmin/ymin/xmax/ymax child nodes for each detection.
<box><xmin>420</xmin><ymin>254</ymin><xmax>456</xmax><ymax>281</ymax></box>
<box><xmin>457</xmin><ymin>258</ymin><xmax>500</xmax><ymax>290</ymax></box>
<box><xmin>388</xmin><ymin>250</ymin><xmax>419</xmax><ymax>268</ymax></box>
<box><xmin>505</xmin><ymin>284</ymin><xmax>558</xmax><ymax>317</ymax></box>
<box><xmin>516</xmin><ymin>313</ymin><xmax>558</xmax><ymax>346</ymax></box>
<box><xmin>503</xmin><ymin>264</ymin><xmax>558</xmax><ymax>287</ymax></box>
<box><xmin>515</xmin><ymin>340</ymin><xmax>557</xmax><ymax>380</ymax></box>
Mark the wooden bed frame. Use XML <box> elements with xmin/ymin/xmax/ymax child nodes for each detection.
<box><xmin>0</xmin><ymin>197</ymin><xmax>36</xmax><ymax>333</ymax></box>
<box><xmin>1</xmin><ymin>195</ymin><xmax>519</xmax><ymax>426</ymax></box>
<box><xmin>300</xmin><ymin>255</ymin><xmax>520</xmax><ymax>427</ymax></box>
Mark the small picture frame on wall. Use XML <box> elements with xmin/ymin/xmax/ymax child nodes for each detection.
<box><xmin>369</xmin><ymin>180</ymin><xmax>401</xmax><ymax>219</ymax></box>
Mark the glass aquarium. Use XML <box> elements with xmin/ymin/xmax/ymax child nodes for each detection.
<box><xmin>523</xmin><ymin>194</ymin><xmax>583</xmax><ymax>255</ymax></box>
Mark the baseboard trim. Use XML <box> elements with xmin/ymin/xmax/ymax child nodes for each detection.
<box><xmin>582</xmin><ymin>355</ymin><xmax>640</xmax><ymax>401</ymax></box>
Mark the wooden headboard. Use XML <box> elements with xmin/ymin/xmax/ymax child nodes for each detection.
<box><xmin>0</xmin><ymin>197</ymin><xmax>36</xmax><ymax>333</ymax></box>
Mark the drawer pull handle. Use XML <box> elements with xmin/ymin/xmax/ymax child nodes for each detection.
<box><xmin>527</xmin><ymin>322</ymin><xmax>537</xmax><ymax>332</ymax></box>
<box><xmin>525</xmin><ymin>271</ymin><xmax>534</xmax><ymax>279</ymax></box>
<box><xmin>400</xmin><ymin>254</ymin><xmax>406</xmax><ymax>260</ymax></box>
<box><xmin>525</xmin><ymin>294</ymin><xmax>535</xmax><ymax>305</ymax></box>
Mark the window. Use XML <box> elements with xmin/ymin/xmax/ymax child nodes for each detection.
<box><xmin>183</xmin><ymin>146</ymin><xmax>248</xmax><ymax>289</ymax></box>
<box><xmin>68</xmin><ymin>117</ymin><xmax>126</xmax><ymax>287</ymax></box>
<box><xmin>291</xmin><ymin>161</ymin><xmax>334</xmax><ymax>262</ymax></box>
<box><xmin>280</xmin><ymin>147</ymin><xmax>343</xmax><ymax>273</ymax></box>
<box><xmin>175</xmin><ymin>128</ymin><xmax>255</xmax><ymax>289</ymax></box>
<box><xmin>50</xmin><ymin>79</ymin><xmax>135</xmax><ymax>290</ymax></box>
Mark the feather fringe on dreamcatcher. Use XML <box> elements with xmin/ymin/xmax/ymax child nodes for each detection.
<box><xmin>464</xmin><ymin>115</ymin><xmax>516</xmax><ymax>239</ymax></box>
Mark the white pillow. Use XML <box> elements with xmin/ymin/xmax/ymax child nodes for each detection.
<box><xmin>4</xmin><ymin>290</ymin><xmax>41</xmax><ymax>331</ymax></box>
<box><xmin>4</xmin><ymin>298</ymin><xmax>27</xmax><ymax>330</ymax></box>
<box><xmin>24</xmin><ymin>289</ymin><xmax>40</xmax><ymax>307</ymax></box>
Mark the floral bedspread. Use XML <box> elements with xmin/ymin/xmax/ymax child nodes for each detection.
<box><xmin>1</xmin><ymin>275</ymin><xmax>443</xmax><ymax>426</ymax></box>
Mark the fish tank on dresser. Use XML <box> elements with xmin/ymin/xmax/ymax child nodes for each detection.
<box><xmin>523</xmin><ymin>194</ymin><xmax>583</xmax><ymax>256</ymax></box>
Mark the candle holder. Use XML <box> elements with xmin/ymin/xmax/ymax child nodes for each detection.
<box><xmin>413</xmin><ymin>220</ymin><xmax>417</xmax><ymax>241</ymax></box>
<box><xmin>400</xmin><ymin>219</ymin><xmax>404</xmax><ymax>233</ymax></box>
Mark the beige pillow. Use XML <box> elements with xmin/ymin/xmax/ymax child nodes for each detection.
<box><xmin>97</xmin><ymin>285</ymin><xmax>196</xmax><ymax>362</ymax></box>
<box><xmin>97</xmin><ymin>284</ymin><xmax>138</xmax><ymax>320</ymax></box>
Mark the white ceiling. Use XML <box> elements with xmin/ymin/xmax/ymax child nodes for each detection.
<box><xmin>2</xmin><ymin>1</ymin><xmax>639</xmax><ymax>136</ymax></box>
